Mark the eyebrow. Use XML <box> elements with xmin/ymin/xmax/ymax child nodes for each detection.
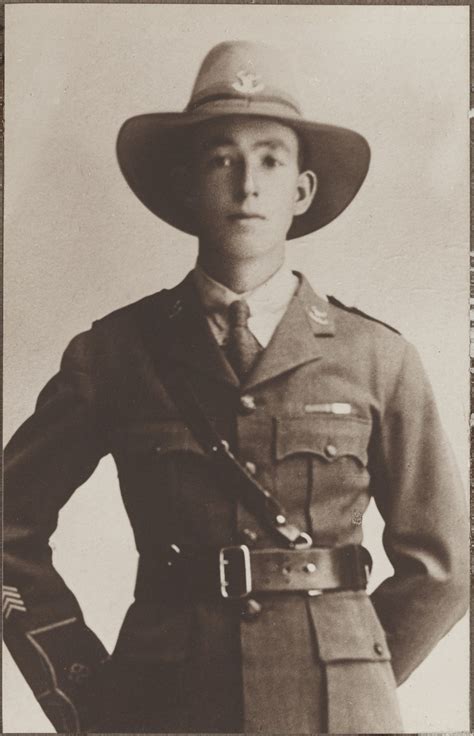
<box><xmin>201</xmin><ymin>137</ymin><xmax>293</xmax><ymax>154</ymax></box>
<box><xmin>256</xmin><ymin>139</ymin><xmax>292</xmax><ymax>154</ymax></box>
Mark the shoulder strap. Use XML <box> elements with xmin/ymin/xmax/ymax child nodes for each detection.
<box><xmin>328</xmin><ymin>295</ymin><xmax>401</xmax><ymax>334</ymax></box>
<box><xmin>133</xmin><ymin>292</ymin><xmax>312</xmax><ymax>550</ymax></box>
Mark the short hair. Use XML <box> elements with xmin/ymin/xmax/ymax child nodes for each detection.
<box><xmin>294</xmin><ymin>129</ymin><xmax>307</xmax><ymax>173</ymax></box>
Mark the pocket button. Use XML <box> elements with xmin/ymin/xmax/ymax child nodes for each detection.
<box><xmin>324</xmin><ymin>443</ymin><xmax>337</xmax><ymax>459</ymax></box>
<box><xmin>374</xmin><ymin>642</ymin><xmax>384</xmax><ymax>656</ymax></box>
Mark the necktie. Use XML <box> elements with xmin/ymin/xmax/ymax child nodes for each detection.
<box><xmin>226</xmin><ymin>300</ymin><xmax>262</xmax><ymax>379</ymax></box>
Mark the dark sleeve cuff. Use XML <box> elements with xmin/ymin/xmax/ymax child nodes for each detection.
<box><xmin>5</xmin><ymin>616</ymin><xmax>110</xmax><ymax>732</ymax></box>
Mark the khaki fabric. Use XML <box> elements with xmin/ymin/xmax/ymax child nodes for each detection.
<box><xmin>4</xmin><ymin>272</ymin><xmax>468</xmax><ymax>732</ymax></box>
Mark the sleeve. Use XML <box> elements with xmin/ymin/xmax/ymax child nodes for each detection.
<box><xmin>369</xmin><ymin>340</ymin><xmax>469</xmax><ymax>686</ymax></box>
<box><xmin>3</xmin><ymin>328</ymin><xmax>111</xmax><ymax>731</ymax></box>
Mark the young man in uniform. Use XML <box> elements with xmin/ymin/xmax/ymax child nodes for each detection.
<box><xmin>4</xmin><ymin>41</ymin><xmax>468</xmax><ymax>733</ymax></box>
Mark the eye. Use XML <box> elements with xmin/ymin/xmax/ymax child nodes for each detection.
<box><xmin>209</xmin><ymin>154</ymin><xmax>233</xmax><ymax>169</ymax></box>
<box><xmin>262</xmin><ymin>154</ymin><xmax>283</xmax><ymax>169</ymax></box>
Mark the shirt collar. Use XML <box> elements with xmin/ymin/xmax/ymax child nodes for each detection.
<box><xmin>193</xmin><ymin>261</ymin><xmax>298</xmax><ymax>317</ymax></box>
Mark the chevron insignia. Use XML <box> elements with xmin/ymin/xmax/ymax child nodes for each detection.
<box><xmin>3</xmin><ymin>585</ymin><xmax>27</xmax><ymax>619</ymax></box>
<box><xmin>167</xmin><ymin>299</ymin><xmax>183</xmax><ymax>320</ymax></box>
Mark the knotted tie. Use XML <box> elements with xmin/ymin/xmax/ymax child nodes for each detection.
<box><xmin>226</xmin><ymin>299</ymin><xmax>262</xmax><ymax>380</ymax></box>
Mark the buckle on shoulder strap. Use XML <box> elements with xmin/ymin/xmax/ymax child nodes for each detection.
<box><xmin>219</xmin><ymin>545</ymin><xmax>252</xmax><ymax>599</ymax></box>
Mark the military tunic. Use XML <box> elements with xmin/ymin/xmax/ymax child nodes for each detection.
<box><xmin>4</xmin><ymin>272</ymin><xmax>468</xmax><ymax>732</ymax></box>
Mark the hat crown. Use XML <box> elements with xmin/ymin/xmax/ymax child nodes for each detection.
<box><xmin>188</xmin><ymin>41</ymin><xmax>302</xmax><ymax>115</ymax></box>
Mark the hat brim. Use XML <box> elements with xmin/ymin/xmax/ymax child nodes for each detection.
<box><xmin>116</xmin><ymin>106</ymin><xmax>370</xmax><ymax>239</ymax></box>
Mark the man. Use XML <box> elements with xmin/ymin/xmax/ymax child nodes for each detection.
<box><xmin>4</xmin><ymin>40</ymin><xmax>468</xmax><ymax>733</ymax></box>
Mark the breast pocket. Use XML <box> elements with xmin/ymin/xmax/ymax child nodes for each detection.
<box><xmin>112</xmin><ymin>419</ymin><xmax>208</xmax><ymax>532</ymax></box>
<box><xmin>274</xmin><ymin>415</ymin><xmax>372</xmax><ymax>523</ymax></box>
<box><xmin>115</xmin><ymin>419</ymin><xmax>205</xmax><ymax>459</ymax></box>
<box><xmin>113</xmin><ymin>420</ymin><xmax>231</xmax><ymax>546</ymax></box>
<box><xmin>276</xmin><ymin>415</ymin><xmax>370</xmax><ymax>466</ymax></box>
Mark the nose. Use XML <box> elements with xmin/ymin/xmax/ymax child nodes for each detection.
<box><xmin>236</xmin><ymin>158</ymin><xmax>258</xmax><ymax>199</ymax></box>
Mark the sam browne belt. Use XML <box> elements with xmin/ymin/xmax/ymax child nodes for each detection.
<box><xmin>134</xmin><ymin>294</ymin><xmax>373</xmax><ymax>599</ymax></box>
<box><xmin>134</xmin><ymin>543</ymin><xmax>372</xmax><ymax>602</ymax></box>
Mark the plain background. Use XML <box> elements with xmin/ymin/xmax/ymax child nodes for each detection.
<box><xmin>4</xmin><ymin>4</ymin><xmax>469</xmax><ymax>732</ymax></box>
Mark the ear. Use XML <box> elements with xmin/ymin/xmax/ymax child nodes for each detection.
<box><xmin>171</xmin><ymin>164</ymin><xmax>196</xmax><ymax>211</ymax></box>
<box><xmin>293</xmin><ymin>170</ymin><xmax>318</xmax><ymax>217</ymax></box>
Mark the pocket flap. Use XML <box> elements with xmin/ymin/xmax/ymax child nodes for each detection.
<box><xmin>308</xmin><ymin>591</ymin><xmax>391</xmax><ymax>663</ymax></box>
<box><xmin>276</xmin><ymin>416</ymin><xmax>370</xmax><ymax>465</ymax></box>
<box><xmin>114</xmin><ymin>420</ymin><xmax>205</xmax><ymax>456</ymax></box>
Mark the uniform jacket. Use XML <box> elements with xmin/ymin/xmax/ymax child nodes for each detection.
<box><xmin>4</xmin><ymin>272</ymin><xmax>469</xmax><ymax>733</ymax></box>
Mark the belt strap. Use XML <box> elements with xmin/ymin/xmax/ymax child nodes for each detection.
<box><xmin>135</xmin><ymin>544</ymin><xmax>372</xmax><ymax>601</ymax></box>
<box><xmin>135</xmin><ymin>290</ymin><xmax>312</xmax><ymax>550</ymax></box>
<box><xmin>246</xmin><ymin>545</ymin><xmax>371</xmax><ymax>594</ymax></box>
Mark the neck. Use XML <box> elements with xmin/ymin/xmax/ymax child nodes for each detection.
<box><xmin>197</xmin><ymin>246</ymin><xmax>285</xmax><ymax>294</ymax></box>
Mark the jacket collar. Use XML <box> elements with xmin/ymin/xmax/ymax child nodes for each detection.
<box><xmin>159</xmin><ymin>271</ymin><xmax>335</xmax><ymax>389</ymax></box>
<box><xmin>162</xmin><ymin>272</ymin><xmax>240</xmax><ymax>387</ymax></box>
<box><xmin>243</xmin><ymin>271</ymin><xmax>334</xmax><ymax>389</ymax></box>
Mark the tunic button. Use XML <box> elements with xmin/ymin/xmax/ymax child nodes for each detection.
<box><xmin>245</xmin><ymin>461</ymin><xmax>257</xmax><ymax>476</ymax></box>
<box><xmin>374</xmin><ymin>642</ymin><xmax>384</xmax><ymax>656</ymax></box>
<box><xmin>240</xmin><ymin>394</ymin><xmax>256</xmax><ymax>413</ymax></box>
<box><xmin>324</xmin><ymin>443</ymin><xmax>337</xmax><ymax>459</ymax></box>
<box><xmin>240</xmin><ymin>598</ymin><xmax>262</xmax><ymax>620</ymax></box>
<box><xmin>240</xmin><ymin>528</ymin><xmax>259</xmax><ymax>545</ymax></box>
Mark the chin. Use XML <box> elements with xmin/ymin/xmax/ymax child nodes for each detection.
<box><xmin>204</xmin><ymin>227</ymin><xmax>281</xmax><ymax>258</ymax></box>
<box><xmin>223</xmin><ymin>238</ymin><xmax>276</xmax><ymax>261</ymax></box>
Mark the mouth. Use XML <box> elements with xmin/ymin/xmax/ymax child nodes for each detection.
<box><xmin>228</xmin><ymin>213</ymin><xmax>266</xmax><ymax>221</ymax></box>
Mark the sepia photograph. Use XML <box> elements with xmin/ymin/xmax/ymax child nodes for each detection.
<box><xmin>3</xmin><ymin>4</ymin><xmax>470</xmax><ymax>733</ymax></box>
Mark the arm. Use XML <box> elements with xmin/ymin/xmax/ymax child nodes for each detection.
<box><xmin>4</xmin><ymin>329</ymin><xmax>110</xmax><ymax>731</ymax></box>
<box><xmin>369</xmin><ymin>341</ymin><xmax>469</xmax><ymax>685</ymax></box>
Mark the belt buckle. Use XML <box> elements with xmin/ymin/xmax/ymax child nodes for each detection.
<box><xmin>219</xmin><ymin>545</ymin><xmax>252</xmax><ymax>599</ymax></box>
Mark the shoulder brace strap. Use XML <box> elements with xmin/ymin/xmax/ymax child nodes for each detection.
<box><xmin>327</xmin><ymin>295</ymin><xmax>401</xmax><ymax>335</ymax></box>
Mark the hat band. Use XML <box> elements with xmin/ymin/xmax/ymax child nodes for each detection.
<box><xmin>188</xmin><ymin>88</ymin><xmax>301</xmax><ymax>116</ymax></box>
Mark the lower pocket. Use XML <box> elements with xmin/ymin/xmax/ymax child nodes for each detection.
<box><xmin>97</xmin><ymin>657</ymin><xmax>190</xmax><ymax>732</ymax></box>
<box><xmin>308</xmin><ymin>591</ymin><xmax>403</xmax><ymax>733</ymax></box>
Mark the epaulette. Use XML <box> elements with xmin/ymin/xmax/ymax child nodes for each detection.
<box><xmin>327</xmin><ymin>295</ymin><xmax>401</xmax><ymax>335</ymax></box>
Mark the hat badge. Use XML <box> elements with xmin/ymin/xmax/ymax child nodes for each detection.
<box><xmin>232</xmin><ymin>70</ymin><xmax>265</xmax><ymax>95</ymax></box>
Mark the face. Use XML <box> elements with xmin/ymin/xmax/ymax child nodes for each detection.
<box><xmin>183</xmin><ymin>117</ymin><xmax>316</xmax><ymax>262</ymax></box>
